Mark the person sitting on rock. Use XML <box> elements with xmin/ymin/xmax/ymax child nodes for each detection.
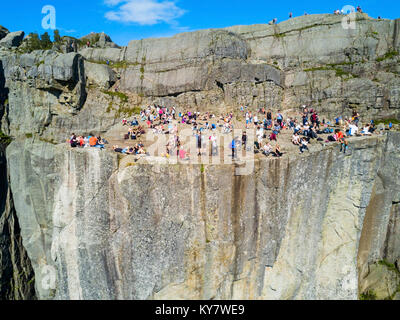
<box><xmin>70</xmin><ymin>134</ymin><xmax>78</xmax><ymax>148</ymax></box>
<box><xmin>272</xmin><ymin>144</ymin><xmax>283</xmax><ymax>157</ymax></box>
<box><xmin>89</xmin><ymin>135</ymin><xmax>98</xmax><ymax>147</ymax></box>
<box><xmin>270</xmin><ymin>132</ymin><xmax>277</xmax><ymax>142</ymax></box>
<box><xmin>292</xmin><ymin>133</ymin><xmax>301</xmax><ymax>145</ymax></box>
<box><xmin>113</xmin><ymin>145</ymin><xmax>123</xmax><ymax>153</ymax></box>
<box><xmin>131</xmin><ymin>117</ymin><xmax>139</xmax><ymax>126</ymax></box>
<box><xmin>262</xmin><ymin>143</ymin><xmax>272</xmax><ymax>156</ymax></box>
<box><xmin>299</xmin><ymin>138</ymin><xmax>309</xmax><ymax>154</ymax></box>
<box><xmin>361</xmin><ymin>125</ymin><xmax>372</xmax><ymax>136</ymax></box>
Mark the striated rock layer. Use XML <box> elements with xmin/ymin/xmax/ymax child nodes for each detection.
<box><xmin>5</xmin><ymin>133</ymin><xmax>400</xmax><ymax>300</ymax></box>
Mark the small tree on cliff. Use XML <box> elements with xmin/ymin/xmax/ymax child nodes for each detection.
<box><xmin>40</xmin><ymin>32</ymin><xmax>52</xmax><ymax>50</ymax></box>
<box><xmin>53</xmin><ymin>29</ymin><xmax>61</xmax><ymax>43</ymax></box>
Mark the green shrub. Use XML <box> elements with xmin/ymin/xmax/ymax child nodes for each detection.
<box><xmin>0</xmin><ymin>130</ymin><xmax>12</xmax><ymax>145</ymax></box>
<box><xmin>101</xmin><ymin>90</ymin><xmax>128</xmax><ymax>103</ymax></box>
<box><xmin>376</xmin><ymin>51</ymin><xmax>399</xmax><ymax>62</ymax></box>
<box><xmin>374</xmin><ymin>118</ymin><xmax>400</xmax><ymax>125</ymax></box>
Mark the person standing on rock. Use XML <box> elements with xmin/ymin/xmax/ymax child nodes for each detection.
<box><xmin>340</xmin><ymin>139</ymin><xmax>349</xmax><ymax>154</ymax></box>
<box><xmin>210</xmin><ymin>133</ymin><xmax>218</xmax><ymax>156</ymax></box>
<box><xmin>289</xmin><ymin>12</ymin><xmax>293</xmax><ymax>18</ymax></box>
<box><xmin>231</xmin><ymin>137</ymin><xmax>238</xmax><ymax>159</ymax></box>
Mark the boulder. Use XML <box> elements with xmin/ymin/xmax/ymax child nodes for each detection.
<box><xmin>84</xmin><ymin>61</ymin><xmax>117</xmax><ymax>89</ymax></box>
<box><xmin>0</xmin><ymin>31</ymin><xmax>24</xmax><ymax>49</ymax></box>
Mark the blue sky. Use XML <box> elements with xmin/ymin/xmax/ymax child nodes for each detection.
<box><xmin>0</xmin><ymin>0</ymin><xmax>399</xmax><ymax>46</ymax></box>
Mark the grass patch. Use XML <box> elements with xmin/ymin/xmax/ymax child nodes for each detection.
<box><xmin>35</xmin><ymin>60</ymin><xmax>45</xmax><ymax>68</ymax></box>
<box><xmin>376</xmin><ymin>51</ymin><xmax>399</xmax><ymax>62</ymax></box>
<box><xmin>39</xmin><ymin>137</ymin><xmax>58</xmax><ymax>145</ymax></box>
<box><xmin>304</xmin><ymin>67</ymin><xmax>332</xmax><ymax>72</ymax></box>
<box><xmin>273</xmin><ymin>33</ymin><xmax>286</xmax><ymax>38</ymax></box>
<box><xmin>116</xmin><ymin>106</ymin><xmax>142</xmax><ymax>117</ymax></box>
<box><xmin>86</xmin><ymin>59</ymin><xmax>139</xmax><ymax>69</ymax></box>
<box><xmin>101</xmin><ymin>90</ymin><xmax>129</xmax><ymax>104</ymax></box>
<box><xmin>304</xmin><ymin>65</ymin><xmax>356</xmax><ymax>79</ymax></box>
<box><xmin>378</xmin><ymin>260</ymin><xmax>400</xmax><ymax>274</ymax></box>
<box><xmin>374</xmin><ymin>118</ymin><xmax>400</xmax><ymax>125</ymax></box>
<box><xmin>25</xmin><ymin>133</ymin><xmax>33</xmax><ymax>139</ymax></box>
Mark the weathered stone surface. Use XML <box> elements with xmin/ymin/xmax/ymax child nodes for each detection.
<box><xmin>0</xmin><ymin>143</ymin><xmax>36</xmax><ymax>300</ymax></box>
<box><xmin>358</xmin><ymin>132</ymin><xmax>400</xmax><ymax>281</ymax></box>
<box><xmin>84</xmin><ymin>61</ymin><xmax>117</xmax><ymax>89</ymax></box>
<box><xmin>5</xmin><ymin>133</ymin><xmax>400</xmax><ymax>300</ymax></box>
<box><xmin>0</xmin><ymin>31</ymin><xmax>24</xmax><ymax>49</ymax></box>
<box><xmin>0</xmin><ymin>50</ymin><xmax>87</xmax><ymax>137</ymax></box>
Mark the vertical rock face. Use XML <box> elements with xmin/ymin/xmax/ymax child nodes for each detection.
<box><xmin>5</xmin><ymin>133</ymin><xmax>400</xmax><ymax>300</ymax></box>
<box><xmin>0</xmin><ymin>14</ymin><xmax>399</xmax><ymax>300</ymax></box>
<box><xmin>0</xmin><ymin>143</ymin><xmax>35</xmax><ymax>300</ymax></box>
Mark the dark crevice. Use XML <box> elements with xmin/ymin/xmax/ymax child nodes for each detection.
<box><xmin>215</xmin><ymin>80</ymin><xmax>225</xmax><ymax>93</ymax></box>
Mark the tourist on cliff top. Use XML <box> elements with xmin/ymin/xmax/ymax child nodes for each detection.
<box><xmin>242</xmin><ymin>131</ymin><xmax>247</xmax><ymax>149</ymax></box>
<box><xmin>267</xmin><ymin>110</ymin><xmax>273</xmax><ymax>128</ymax></box>
<box><xmin>262</xmin><ymin>143</ymin><xmax>272</xmax><ymax>156</ymax></box>
<box><xmin>210</xmin><ymin>133</ymin><xmax>218</xmax><ymax>156</ymax></box>
<box><xmin>231</xmin><ymin>138</ymin><xmax>239</xmax><ymax>159</ymax></box>
<box><xmin>292</xmin><ymin>132</ymin><xmax>301</xmax><ymax>145</ymax></box>
<box><xmin>69</xmin><ymin>134</ymin><xmax>78</xmax><ymax>148</ymax></box>
<box><xmin>348</xmin><ymin>123</ymin><xmax>359</xmax><ymax>136</ymax></box>
<box><xmin>340</xmin><ymin>139</ymin><xmax>349</xmax><ymax>154</ymax></box>
<box><xmin>272</xmin><ymin>144</ymin><xmax>283</xmax><ymax>157</ymax></box>
<box><xmin>352</xmin><ymin>110</ymin><xmax>360</xmax><ymax>126</ymax></box>
<box><xmin>299</xmin><ymin>138</ymin><xmax>310</xmax><ymax>154</ymax></box>
<box><xmin>361</xmin><ymin>125</ymin><xmax>372</xmax><ymax>136</ymax></box>
<box><xmin>289</xmin><ymin>12</ymin><xmax>293</xmax><ymax>18</ymax></box>
<box><xmin>112</xmin><ymin>145</ymin><xmax>123</xmax><ymax>153</ymax></box>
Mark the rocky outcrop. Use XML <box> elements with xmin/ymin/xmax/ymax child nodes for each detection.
<box><xmin>0</xmin><ymin>50</ymin><xmax>87</xmax><ymax>137</ymax></box>
<box><xmin>0</xmin><ymin>26</ymin><xmax>9</xmax><ymax>41</ymax></box>
<box><xmin>80</xmin><ymin>32</ymin><xmax>119</xmax><ymax>49</ymax></box>
<box><xmin>75</xmin><ymin>13</ymin><xmax>400</xmax><ymax>120</ymax></box>
<box><xmin>4</xmin><ymin>133</ymin><xmax>400</xmax><ymax>300</ymax></box>
<box><xmin>0</xmin><ymin>31</ymin><xmax>24</xmax><ymax>49</ymax></box>
<box><xmin>84</xmin><ymin>61</ymin><xmax>117</xmax><ymax>89</ymax></box>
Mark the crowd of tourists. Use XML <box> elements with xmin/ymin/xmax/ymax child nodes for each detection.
<box><xmin>68</xmin><ymin>100</ymin><xmax>393</xmax><ymax>160</ymax></box>
<box><xmin>68</xmin><ymin>134</ymin><xmax>107</xmax><ymax>149</ymax></box>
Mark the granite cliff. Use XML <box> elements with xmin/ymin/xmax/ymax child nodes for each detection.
<box><xmin>0</xmin><ymin>13</ymin><xmax>399</xmax><ymax>300</ymax></box>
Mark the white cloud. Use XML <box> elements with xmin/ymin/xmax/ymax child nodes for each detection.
<box><xmin>104</xmin><ymin>0</ymin><xmax>186</xmax><ymax>26</ymax></box>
